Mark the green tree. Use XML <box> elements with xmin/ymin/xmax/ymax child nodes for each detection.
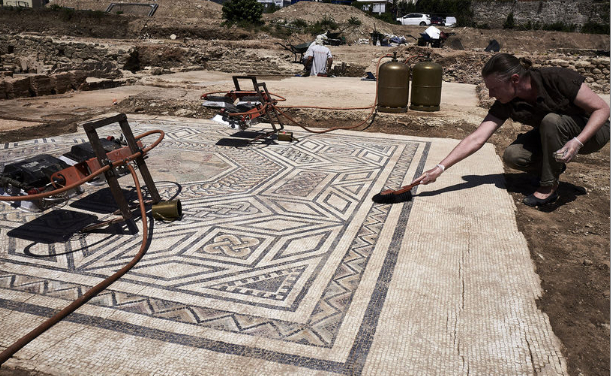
<box><xmin>264</xmin><ymin>3</ymin><xmax>278</xmax><ymax>13</ymax></box>
<box><xmin>222</xmin><ymin>0</ymin><xmax>264</xmax><ymax>26</ymax></box>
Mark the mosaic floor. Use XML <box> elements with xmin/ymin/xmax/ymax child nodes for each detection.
<box><xmin>0</xmin><ymin>115</ymin><xmax>567</xmax><ymax>375</ymax></box>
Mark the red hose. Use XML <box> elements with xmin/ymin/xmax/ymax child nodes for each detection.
<box><xmin>0</xmin><ymin>129</ymin><xmax>165</xmax><ymax>365</ymax></box>
<box><xmin>200</xmin><ymin>91</ymin><xmax>287</xmax><ymax>102</ymax></box>
<box><xmin>0</xmin><ymin>164</ymin><xmax>149</xmax><ymax>365</ymax></box>
<box><xmin>271</xmin><ymin>53</ymin><xmax>398</xmax><ymax>134</ymax></box>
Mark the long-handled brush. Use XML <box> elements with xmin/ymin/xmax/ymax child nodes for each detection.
<box><xmin>371</xmin><ymin>176</ymin><xmax>425</xmax><ymax>204</ymax></box>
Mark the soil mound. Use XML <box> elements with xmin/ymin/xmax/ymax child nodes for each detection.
<box><xmin>51</xmin><ymin>0</ymin><xmax>223</xmax><ymax>19</ymax></box>
<box><xmin>264</xmin><ymin>2</ymin><xmax>399</xmax><ymax>45</ymax></box>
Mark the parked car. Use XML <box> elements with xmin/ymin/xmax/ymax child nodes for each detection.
<box><xmin>396</xmin><ymin>13</ymin><xmax>431</xmax><ymax>26</ymax></box>
<box><xmin>444</xmin><ymin>16</ymin><xmax>457</xmax><ymax>27</ymax></box>
<box><xmin>430</xmin><ymin>16</ymin><xmax>445</xmax><ymax>26</ymax></box>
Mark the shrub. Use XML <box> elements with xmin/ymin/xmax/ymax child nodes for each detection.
<box><xmin>542</xmin><ymin>21</ymin><xmax>576</xmax><ymax>32</ymax></box>
<box><xmin>309</xmin><ymin>15</ymin><xmax>339</xmax><ymax>35</ymax></box>
<box><xmin>503</xmin><ymin>12</ymin><xmax>514</xmax><ymax>29</ymax></box>
<box><xmin>272</xmin><ymin>23</ymin><xmax>293</xmax><ymax>37</ymax></box>
<box><xmin>222</xmin><ymin>0</ymin><xmax>264</xmax><ymax>26</ymax></box>
<box><xmin>348</xmin><ymin>16</ymin><xmax>361</xmax><ymax>26</ymax></box>
<box><xmin>580</xmin><ymin>21</ymin><xmax>610</xmax><ymax>34</ymax></box>
<box><xmin>521</xmin><ymin>20</ymin><xmax>541</xmax><ymax>30</ymax></box>
<box><xmin>318</xmin><ymin>15</ymin><xmax>339</xmax><ymax>30</ymax></box>
<box><xmin>292</xmin><ymin>18</ymin><xmax>308</xmax><ymax>29</ymax></box>
<box><xmin>60</xmin><ymin>7</ymin><xmax>75</xmax><ymax>21</ymax></box>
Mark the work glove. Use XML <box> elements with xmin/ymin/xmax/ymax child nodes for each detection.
<box><xmin>554</xmin><ymin>137</ymin><xmax>583</xmax><ymax>163</ymax></box>
<box><xmin>418</xmin><ymin>164</ymin><xmax>445</xmax><ymax>185</ymax></box>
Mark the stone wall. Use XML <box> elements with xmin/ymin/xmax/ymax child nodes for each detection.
<box><xmin>472</xmin><ymin>0</ymin><xmax>609</xmax><ymax>29</ymax></box>
<box><xmin>0</xmin><ymin>34</ymin><xmax>211</xmax><ymax>74</ymax></box>
<box><xmin>0</xmin><ymin>34</ymin><xmax>127</xmax><ymax>99</ymax></box>
<box><xmin>440</xmin><ymin>50</ymin><xmax>610</xmax><ymax>94</ymax></box>
<box><xmin>0</xmin><ymin>71</ymin><xmax>91</xmax><ymax>99</ymax></box>
<box><xmin>0</xmin><ymin>34</ymin><xmax>119</xmax><ymax>72</ymax></box>
<box><xmin>542</xmin><ymin>56</ymin><xmax>610</xmax><ymax>93</ymax></box>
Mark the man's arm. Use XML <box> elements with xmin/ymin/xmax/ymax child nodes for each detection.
<box><xmin>419</xmin><ymin>113</ymin><xmax>504</xmax><ymax>184</ymax></box>
<box><xmin>556</xmin><ymin>83</ymin><xmax>610</xmax><ymax>162</ymax></box>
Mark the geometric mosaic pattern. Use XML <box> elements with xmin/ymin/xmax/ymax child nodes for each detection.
<box><xmin>0</xmin><ymin>118</ymin><xmax>429</xmax><ymax>374</ymax></box>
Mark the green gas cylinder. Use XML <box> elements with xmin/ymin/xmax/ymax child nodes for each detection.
<box><xmin>410</xmin><ymin>57</ymin><xmax>443</xmax><ymax>112</ymax></box>
<box><xmin>377</xmin><ymin>53</ymin><xmax>410</xmax><ymax>113</ymax></box>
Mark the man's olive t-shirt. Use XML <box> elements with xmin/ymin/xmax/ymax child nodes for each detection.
<box><xmin>488</xmin><ymin>67</ymin><xmax>586</xmax><ymax>127</ymax></box>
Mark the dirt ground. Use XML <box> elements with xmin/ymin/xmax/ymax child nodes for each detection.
<box><xmin>0</xmin><ymin>3</ymin><xmax>609</xmax><ymax>376</ymax></box>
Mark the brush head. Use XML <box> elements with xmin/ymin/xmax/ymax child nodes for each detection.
<box><xmin>372</xmin><ymin>178</ymin><xmax>423</xmax><ymax>204</ymax></box>
<box><xmin>371</xmin><ymin>189</ymin><xmax>413</xmax><ymax>204</ymax></box>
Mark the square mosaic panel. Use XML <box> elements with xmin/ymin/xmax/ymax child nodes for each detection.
<box><xmin>0</xmin><ymin>118</ymin><xmax>429</xmax><ymax>374</ymax></box>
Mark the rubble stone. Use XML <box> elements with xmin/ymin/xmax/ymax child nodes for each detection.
<box><xmin>30</xmin><ymin>75</ymin><xmax>55</xmax><ymax>96</ymax></box>
<box><xmin>0</xmin><ymin>80</ymin><xmax>6</xmax><ymax>100</ymax></box>
<box><xmin>5</xmin><ymin>76</ymin><xmax>31</xmax><ymax>99</ymax></box>
<box><xmin>50</xmin><ymin>72</ymin><xmax>74</xmax><ymax>94</ymax></box>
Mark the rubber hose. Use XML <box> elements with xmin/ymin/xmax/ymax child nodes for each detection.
<box><xmin>0</xmin><ymin>163</ymin><xmax>149</xmax><ymax>365</ymax></box>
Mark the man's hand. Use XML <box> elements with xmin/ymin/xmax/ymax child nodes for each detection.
<box><xmin>417</xmin><ymin>165</ymin><xmax>444</xmax><ymax>185</ymax></box>
<box><xmin>554</xmin><ymin>137</ymin><xmax>583</xmax><ymax>163</ymax></box>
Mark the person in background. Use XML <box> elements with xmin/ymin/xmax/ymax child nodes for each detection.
<box><xmin>303</xmin><ymin>35</ymin><xmax>333</xmax><ymax>77</ymax></box>
<box><xmin>416</xmin><ymin>53</ymin><xmax>610</xmax><ymax>207</ymax></box>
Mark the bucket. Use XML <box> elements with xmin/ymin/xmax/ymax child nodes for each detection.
<box><xmin>152</xmin><ymin>200</ymin><xmax>182</xmax><ymax>221</ymax></box>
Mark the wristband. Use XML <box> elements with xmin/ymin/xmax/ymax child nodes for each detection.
<box><xmin>573</xmin><ymin>137</ymin><xmax>584</xmax><ymax>148</ymax></box>
<box><xmin>436</xmin><ymin>164</ymin><xmax>445</xmax><ymax>172</ymax></box>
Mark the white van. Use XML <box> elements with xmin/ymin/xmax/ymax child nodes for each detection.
<box><xmin>444</xmin><ymin>16</ymin><xmax>457</xmax><ymax>27</ymax></box>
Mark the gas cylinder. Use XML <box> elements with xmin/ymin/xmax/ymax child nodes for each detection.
<box><xmin>377</xmin><ymin>52</ymin><xmax>410</xmax><ymax>113</ymax></box>
<box><xmin>410</xmin><ymin>57</ymin><xmax>443</xmax><ymax>112</ymax></box>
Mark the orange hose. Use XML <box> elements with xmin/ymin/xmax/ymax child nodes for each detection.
<box><xmin>137</xmin><ymin>129</ymin><xmax>165</xmax><ymax>154</ymax></box>
<box><xmin>0</xmin><ymin>163</ymin><xmax>149</xmax><ymax>365</ymax></box>
<box><xmin>276</xmin><ymin>105</ymin><xmax>374</xmax><ymax>110</ymax></box>
<box><xmin>272</xmin><ymin>53</ymin><xmax>397</xmax><ymax>134</ymax></box>
<box><xmin>271</xmin><ymin>104</ymin><xmax>375</xmax><ymax>134</ymax></box>
<box><xmin>200</xmin><ymin>91</ymin><xmax>286</xmax><ymax>102</ymax></box>
<box><xmin>207</xmin><ymin>54</ymin><xmax>415</xmax><ymax>134</ymax></box>
<box><xmin>223</xmin><ymin>104</ymin><xmax>270</xmax><ymax>118</ymax></box>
